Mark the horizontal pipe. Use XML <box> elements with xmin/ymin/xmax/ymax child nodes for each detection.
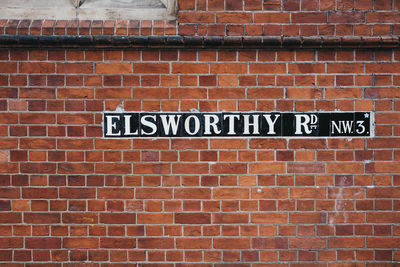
<box><xmin>0</xmin><ymin>35</ymin><xmax>398</xmax><ymax>49</ymax></box>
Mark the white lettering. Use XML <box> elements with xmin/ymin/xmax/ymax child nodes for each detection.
<box><xmin>263</xmin><ymin>114</ymin><xmax>280</xmax><ymax>135</ymax></box>
<box><xmin>223</xmin><ymin>114</ymin><xmax>240</xmax><ymax>135</ymax></box>
<box><xmin>184</xmin><ymin>115</ymin><xmax>200</xmax><ymax>135</ymax></box>
<box><xmin>124</xmin><ymin>115</ymin><xmax>138</xmax><ymax>135</ymax></box>
<box><xmin>331</xmin><ymin>121</ymin><xmax>341</xmax><ymax>134</ymax></box>
<box><xmin>243</xmin><ymin>114</ymin><xmax>260</xmax><ymax>135</ymax></box>
<box><xmin>204</xmin><ymin>114</ymin><xmax>221</xmax><ymax>135</ymax></box>
<box><xmin>356</xmin><ymin>121</ymin><xmax>365</xmax><ymax>134</ymax></box>
<box><xmin>160</xmin><ymin>115</ymin><xmax>181</xmax><ymax>135</ymax></box>
<box><xmin>295</xmin><ymin>114</ymin><xmax>312</xmax><ymax>134</ymax></box>
<box><xmin>342</xmin><ymin>121</ymin><xmax>353</xmax><ymax>133</ymax></box>
<box><xmin>140</xmin><ymin>115</ymin><xmax>157</xmax><ymax>135</ymax></box>
<box><xmin>331</xmin><ymin>120</ymin><xmax>353</xmax><ymax>134</ymax></box>
<box><xmin>106</xmin><ymin>115</ymin><xmax>121</xmax><ymax>136</ymax></box>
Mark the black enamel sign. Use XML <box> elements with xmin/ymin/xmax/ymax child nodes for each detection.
<box><xmin>103</xmin><ymin>112</ymin><xmax>372</xmax><ymax>138</ymax></box>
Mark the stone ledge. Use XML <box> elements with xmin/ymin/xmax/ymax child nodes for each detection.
<box><xmin>0</xmin><ymin>0</ymin><xmax>176</xmax><ymax>20</ymax></box>
<box><xmin>0</xmin><ymin>35</ymin><xmax>398</xmax><ymax>49</ymax></box>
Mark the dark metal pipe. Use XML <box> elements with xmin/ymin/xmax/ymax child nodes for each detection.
<box><xmin>0</xmin><ymin>35</ymin><xmax>398</xmax><ymax>49</ymax></box>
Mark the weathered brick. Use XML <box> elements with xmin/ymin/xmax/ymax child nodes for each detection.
<box><xmin>174</xmin><ymin>188</ymin><xmax>211</xmax><ymax>199</ymax></box>
<box><xmin>0</xmin><ymin>238</ymin><xmax>23</xmax><ymax>248</ymax></box>
<box><xmin>24</xmin><ymin>213</ymin><xmax>60</xmax><ymax>224</ymax></box>
<box><xmin>175</xmin><ymin>213</ymin><xmax>211</xmax><ymax>224</ymax></box>
<box><xmin>95</xmin><ymin>63</ymin><xmax>131</xmax><ymax>74</ymax></box>
<box><xmin>100</xmin><ymin>238</ymin><xmax>136</xmax><ymax>248</ymax></box>
<box><xmin>138</xmin><ymin>238</ymin><xmax>174</xmax><ymax>249</ymax></box>
<box><xmin>62</xmin><ymin>213</ymin><xmax>98</xmax><ymax>224</ymax></box>
<box><xmin>328</xmin><ymin>237</ymin><xmax>365</xmax><ymax>248</ymax></box>
<box><xmin>136</xmin><ymin>188</ymin><xmax>172</xmax><ymax>199</ymax></box>
<box><xmin>252</xmin><ymin>238</ymin><xmax>288</xmax><ymax>249</ymax></box>
<box><xmin>97</xmin><ymin>188</ymin><xmax>134</xmax><ymax>199</ymax></box>
<box><xmin>251</xmin><ymin>213</ymin><xmax>287</xmax><ymax>224</ymax></box>
<box><xmin>290</xmin><ymin>237</ymin><xmax>326</xmax><ymax>249</ymax></box>
<box><xmin>176</xmin><ymin>238</ymin><xmax>212</xmax><ymax>249</ymax></box>
<box><xmin>25</xmin><ymin>238</ymin><xmax>61</xmax><ymax>249</ymax></box>
<box><xmin>213</xmin><ymin>238</ymin><xmax>250</xmax><ymax>249</ymax></box>
<box><xmin>1</xmin><ymin>7</ymin><xmax>400</xmax><ymax>265</ymax></box>
<box><xmin>100</xmin><ymin>213</ymin><xmax>136</xmax><ymax>224</ymax></box>
<box><xmin>137</xmin><ymin>213</ymin><xmax>173</xmax><ymax>224</ymax></box>
<box><xmin>63</xmin><ymin>238</ymin><xmax>99</xmax><ymax>249</ymax></box>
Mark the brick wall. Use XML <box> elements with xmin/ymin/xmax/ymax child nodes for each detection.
<box><xmin>0</xmin><ymin>0</ymin><xmax>400</xmax><ymax>266</ymax></box>
<box><xmin>178</xmin><ymin>0</ymin><xmax>400</xmax><ymax>36</ymax></box>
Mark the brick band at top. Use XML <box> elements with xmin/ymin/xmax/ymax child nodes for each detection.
<box><xmin>104</xmin><ymin>112</ymin><xmax>372</xmax><ymax>138</ymax></box>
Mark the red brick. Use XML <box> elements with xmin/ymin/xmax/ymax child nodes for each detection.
<box><xmin>97</xmin><ymin>188</ymin><xmax>134</xmax><ymax>199</ymax></box>
<box><xmin>290</xmin><ymin>237</ymin><xmax>326</xmax><ymax>249</ymax></box>
<box><xmin>251</xmin><ymin>213</ymin><xmax>287</xmax><ymax>224</ymax></box>
<box><xmin>213</xmin><ymin>188</ymin><xmax>249</xmax><ymax>199</ymax></box>
<box><xmin>327</xmin><ymin>163</ymin><xmax>364</xmax><ymax>173</ymax></box>
<box><xmin>0</xmin><ymin>238</ymin><xmax>23</xmax><ymax>248</ymax></box>
<box><xmin>20</xmin><ymin>113</ymin><xmax>56</xmax><ymax>124</ymax></box>
<box><xmin>367</xmin><ymin>212</ymin><xmax>400</xmax><ymax>223</ymax></box>
<box><xmin>214</xmin><ymin>238</ymin><xmax>250</xmax><ymax>249</ymax></box>
<box><xmin>24</xmin><ymin>213</ymin><xmax>60</xmax><ymax>224</ymax></box>
<box><xmin>172</xmin><ymin>139</ymin><xmax>208</xmax><ymax>149</ymax></box>
<box><xmin>58</xmin><ymin>163</ymin><xmax>94</xmax><ymax>174</ymax></box>
<box><xmin>176</xmin><ymin>238</ymin><xmax>212</xmax><ymax>249</ymax></box>
<box><xmin>254</xmin><ymin>13</ymin><xmax>290</xmax><ymax>23</ymax></box>
<box><xmin>250</xmin><ymin>139</ymin><xmax>287</xmax><ymax>149</ymax></box>
<box><xmin>100</xmin><ymin>238</ymin><xmax>136</xmax><ymax>248</ymax></box>
<box><xmin>172</xmin><ymin>163</ymin><xmax>209</xmax><ymax>174</ymax></box>
<box><xmin>175</xmin><ymin>213</ymin><xmax>211</xmax><ymax>224</ymax></box>
<box><xmin>171</xmin><ymin>88</ymin><xmax>207</xmax><ymax>99</ymax></box>
<box><xmin>217</xmin><ymin>12</ymin><xmax>252</xmax><ymax>23</ymax></box>
<box><xmin>328</xmin><ymin>138</ymin><xmax>364</xmax><ymax>149</ymax></box>
<box><xmin>137</xmin><ymin>213</ymin><xmax>173</xmax><ymax>224</ymax></box>
<box><xmin>326</xmin><ymin>88</ymin><xmax>362</xmax><ymax>99</ymax></box>
<box><xmin>179</xmin><ymin>12</ymin><xmax>215</xmax><ymax>23</ymax></box>
<box><xmin>288</xmin><ymin>163</ymin><xmax>325</xmax><ymax>173</ymax></box>
<box><xmin>328</xmin><ymin>237</ymin><xmax>365</xmax><ymax>248</ymax></box>
<box><xmin>26</xmin><ymin>238</ymin><xmax>61</xmax><ymax>249</ymax></box>
<box><xmin>94</xmin><ymin>163</ymin><xmax>132</xmax><ymax>174</ymax></box>
<box><xmin>58</xmin><ymin>139</ymin><xmax>93</xmax><ymax>150</ymax></box>
<box><xmin>249</xmin><ymin>163</ymin><xmax>286</xmax><ymax>174</ymax></box>
<box><xmin>134</xmin><ymin>63</ymin><xmax>170</xmax><ymax>73</ymax></box>
<box><xmin>133</xmin><ymin>163</ymin><xmax>170</xmax><ymax>174</ymax></box>
<box><xmin>329</xmin><ymin>12</ymin><xmax>365</xmax><ymax>23</ymax></box>
<box><xmin>100</xmin><ymin>213</ymin><xmax>136</xmax><ymax>224</ymax></box>
<box><xmin>292</xmin><ymin>12</ymin><xmax>326</xmax><ymax>23</ymax></box>
<box><xmin>174</xmin><ymin>188</ymin><xmax>211</xmax><ymax>199</ymax></box>
<box><xmin>57</xmin><ymin>63</ymin><xmax>93</xmax><ymax>73</ymax></box>
<box><xmin>366</xmin><ymin>188</ymin><xmax>400</xmax><ymax>199</ymax></box>
<box><xmin>290</xmin><ymin>188</ymin><xmax>326</xmax><ymax>199</ymax></box>
<box><xmin>211</xmin><ymin>163</ymin><xmax>247</xmax><ymax>174</ymax></box>
<box><xmin>57</xmin><ymin>88</ymin><xmax>94</xmax><ymax>99</ymax></box>
<box><xmin>251</xmin><ymin>188</ymin><xmax>288</xmax><ymax>199</ymax></box>
<box><xmin>62</xmin><ymin>213</ymin><xmax>98</xmax><ymax>224</ymax></box>
<box><xmin>253</xmin><ymin>238</ymin><xmax>288</xmax><ymax>249</ymax></box>
<box><xmin>20</xmin><ymin>62</ymin><xmax>55</xmax><ymax>73</ymax></box>
<box><xmin>0</xmin><ymin>63</ymin><xmax>17</xmax><ymax>73</ymax></box>
<box><xmin>290</xmin><ymin>213</ymin><xmax>326</xmax><ymax>223</ymax></box>
<box><xmin>0</xmin><ymin>200</ymin><xmax>11</xmax><ymax>211</ymax></box>
<box><xmin>95</xmin><ymin>63</ymin><xmax>131</xmax><ymax>74</ymax></box>
<box><xmin>0</xmin><ymin>213</ymin><xmax>22</xmax><ymax>223</ymax></box>
<box><xmin>138</xmin><ymin>238</ymin><xmax>174</xmax><ymax>249</ymax></box>
<box><xmin>327</xmin><ymin>63</ymin><xmax>364</xmax><ymax>73</ymax></box>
